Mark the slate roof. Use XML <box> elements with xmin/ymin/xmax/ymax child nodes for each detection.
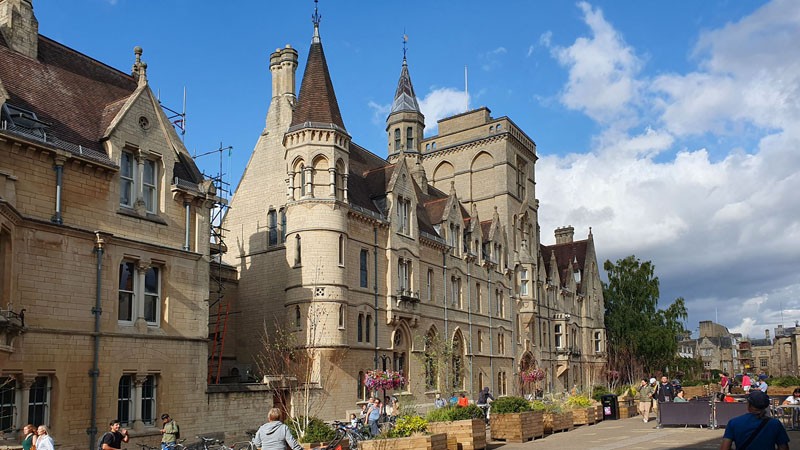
<box><xmin>289</xmin><ymin>40</ymin><xmax>346</xmax><ymax>132</ymax></box>
<box><xmin>541</xmin><ymin>240</ymin><xmax>589</xmax><ymax>288</ymax></box>
<box><xmin>390</xmin><ymin>58</ymin><xmax>420</xmax><ymax>114</ymax></box>
<box><xmin>0</xmin><ymin>33</ymin><xmax>202</xmax><ymax>183</ymax></box>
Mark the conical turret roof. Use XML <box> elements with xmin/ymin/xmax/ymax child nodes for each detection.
<box><xmin>390</xmin><ymin>58</ymin><xmax>420</xmax><ymax>114</ymax></box>
<box><xmin>290</xmin><ymin>25</ymin><xmax>346</xmax><ymax>132</ymax></box>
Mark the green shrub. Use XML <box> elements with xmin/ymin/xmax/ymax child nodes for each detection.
<box><xmin>591</xmin><ymin>385</ymin><xmax>611</xmax><ymax>401</ymax></box>
<box><xmin>389</xmin><ymin>414</ymin><xmax>428</xmax><ymax>438</ymax></box>
<box><xmin>565</xmin><ymin>395</ymin><xmax>594</xmax><ymax>409</ymax></box>
<box><xmin>769</xmin><ymin>377</ymin><xmax>800</xmax><ymax>387</ymax></box>
<box><xmin>531</xmin><ymin>400</ymin><xmax>563</xmax><ymax>413</ymax></box>
<box><xmin>492</xmin><ymin>396</ymin><xmax>532</xmax><ymax>414</ymax></box>
<box><xmin>425</xmin><ymin>404</ymin><xmax>484</xmax><ymax>422</ymax></box>
<box><xmin>287</xmin><ymin>416</ymin><xmax>335</xmax><ymax>443</ymax></box>
<box><xmin>681</xmin><ymin>379</ymin><xmax>705</xmax><ymax>387</ymax></box>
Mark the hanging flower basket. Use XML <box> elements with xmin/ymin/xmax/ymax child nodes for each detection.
<box><xmin>364</xmin><ymin>369</ymin><xmax>406</xmax><ymax>391</ymax></box>
<box><xmin>520</xmin><ymin>368</ymin><xmax>545</xmax><ymax>384</ymax></box>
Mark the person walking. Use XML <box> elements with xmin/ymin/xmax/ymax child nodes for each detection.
<box><xmin>636</xmin><ymin>379</ymin><xmax>653</xmax><ymax>422</ymax></box>
<box><xmin>457</xmin><ymin>392</ymin><xmax>469</xmax><ymax>407</ymax></box>
<box><xmin>160</xmin><ymin>414</ymin><xmax>180</xmax><ymax>450</ymax></box>
<box><xmin>252</xmin><ymin>408</ymin><xmax>302</xmax><ymax>450</ymax></box>
<box><xmin>367</xmin><ymin>398</ymin><xmax>381</xmax><ymax>436</ymax></box>
<box><xmin>434</xmin><ymin>393</ymin><xmax>446</xmax><ymax>408</ymax></box>
<box><xmin>720</xmin><ymin>372</ymin><xmax>730</xmax><ymax>395</ymax></box>
<box><xmin>35</xmin><ymin>426</ymin><xmax>54</xmax><ymax>450</ymax></box>
<box><xmin>742</xmin><ymin>373</ymin><xmax>752</xmax><ymax>393</ymax></box>
<box><xmin>21</xmin><ymin>424</ymin><xmax>36</xmax><ymax>450</ymax></box>
<box><xmin>100</xmin><ymin>420</ymin><xmax>129</xmax><ymax>450</ymax></box>
<box><xmin>720</xmin><ymin>391</ymin><xmax>789</xmax><ymax>450</ymax></box>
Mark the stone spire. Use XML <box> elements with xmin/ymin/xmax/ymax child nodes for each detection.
<box><xmin>131</xmin><ymin>46</ymin><xmax>147</xmax><ymax>87</ymax></box>
<box><xmin>289</xmin><ymin>0</ymin><xmax>346</xmax><ymax>132</ymax></box>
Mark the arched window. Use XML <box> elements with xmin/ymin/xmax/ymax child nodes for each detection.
<box><xmin>279</xmin><ymin>208</ymin><xmax>286</xmax><ymax>243</ymax></box>
<box><xmin>300</xmin><ymin>163</ymin><xmax>307</xmax><ymax>196</ymax></box>
<box><xmin>365</xmin><ymin>314</ymin><xmax>372</xmax><ymax>343</ymax></box>
<box><xmin>338</xmin><ymin>304</ymin><xmax>345</xmax><ymax>329</ymax></box>
<box><xmin>477</xmin><ymin>330</ymin><xmax>483</xmax><ymax>353</ymax></box>
<box><xmin>394</xmin><ymin>128</ymin><xmax>401</xmax><ymax>151</ymax></box>
<box><xmin>295</xmin><ymin>306</ymin><xmax>301</xmax><ymax>328</ymax></box>
<box><xmin>452</xmin><ymin>332</ymin><xmax>465</xmax><ymax>390</ymax></box>
<box><xmin>424</xmin><ymin>330</ymin><xmax>437</xmax><ymax>389</ymax></box>
<box><xmin>357</xmin><ymin>314</ymin><xmax>364</xmax><ymax>342</ymax></box>
<box><xmin>406</xmin><ymin>127</ymin><xmax>413</xmax><ymax>150</ymax></box>
<box><xmin>392</xmin><ymin>329</ymin><xmax>407</xmax><ymax>376</ymax></box>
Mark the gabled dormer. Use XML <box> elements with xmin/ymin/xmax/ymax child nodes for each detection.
<box><xmin>387</xmin><ymin>158</ymin><xmax>416</xmax><ymax>238</ymax></box>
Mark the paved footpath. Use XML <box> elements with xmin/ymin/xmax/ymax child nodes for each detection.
<box><xmin>487</xmin><ymin>416</ymin><xmax>800</xmax><ymax>450</ymax></box>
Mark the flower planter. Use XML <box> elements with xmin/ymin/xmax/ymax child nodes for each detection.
<box><xmin>489</xmin><ymin>411</ymin><xmax>544</xmax><ymax>443</ymax></box>
<box><xmin>594</xmin><ymin>404</ymin><xmax>603</xmax><ymax>422</ymax></box>
<box><xmin>428</xmin><ymin>418</ymin><xmax>486</xmax><ymax>450</ymax></box>
<box><xmin>359</xmin><ymin>433</ymin><xmax>447</xmax><ymax>450</ymax></box>
<box><xmin>543</xmin><ymin>411</ymin><xmax>573</xmax><ymax>433</ymax></box>
<box><xmin>571</xmin><ymin>407</ymin><xmax>596</xmax><ymax>426</ymax></box>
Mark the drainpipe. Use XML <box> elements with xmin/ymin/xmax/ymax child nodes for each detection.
<box><xmin>488</xmin><ymin>265</ymin><xmax>494</xmax><ymax>393</ymax></box>
<box><xmin>467</xmin><ymin>261</ymin><xmax>473</xmax><ymax>395</ymax></box>
<box><xmin>88</xmin><ymin>232</ymin><xmax>104</xmax><ymax>450</ymax></box>
<box><xmin>183</xmin><ymin>199</ymin><xmax>191</xmax><ymax>251</ymax></box>
<box><xmin>373</xmin><ymin>226</ymin><xmax>379</xmax><ymax>370</ymax></box>
<box><xmin>51</xmin><ymin>157</ymin><xmax>65</xmax><ymax>224</ymax></box>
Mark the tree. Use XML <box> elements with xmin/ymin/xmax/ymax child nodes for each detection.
<box><xmin>255</xmin><ymin>303</ymin><xmax>347</xmax><ymax>441</ymax></box>
<box><xmin>603</xmin><ymin>255</ymin><xmax>688</xmax><ymax>383</ymax></box>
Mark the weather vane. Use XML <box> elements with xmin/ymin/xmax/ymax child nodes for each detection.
<box><xmin>312</xmin><ymin>0</ymin><xmax>322</xmax><ymax>27</ymax></box>
<box><xmin>402</xmin><ymin>30</ymin><xmax>408</xmax><ymax>60</ymax></box>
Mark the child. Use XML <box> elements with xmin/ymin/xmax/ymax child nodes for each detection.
<box><xmin>349</xmin><ymin>413</ymin><xmax>359</xmax><ymax>429</ymax></box>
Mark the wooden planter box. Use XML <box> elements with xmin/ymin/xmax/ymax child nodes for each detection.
<box><xmin>359</xmin><ymin>433</ymin><xmax>447</xmax><ymax>450</ymax></box>
<box><xmin>595</xmin><ymin>405</ymin><xmax>603</xmax><ymax>422</ymax></box>
<box><xmin>571</xmin><ymin>407</ymin><xmax>596</xmax><ymax>426</ymax></box>
<box><xmin>543</xmin><ymin>411</ymin><xmax>573</xmax><ymax>433</ymax></box>
<box><xmin>428</xmin><ymin>419</ymin><xmax>486</xmax><ymax>450</ymax></box>
<box><xmin>489</xmin><ymin>411</ymin><xmax>544</xmax><ymax>443</ymax></box>
<box><xmin>302</xmin><ymin>443</ymin><xmax>349</xmax><ymax>450</ymax></box>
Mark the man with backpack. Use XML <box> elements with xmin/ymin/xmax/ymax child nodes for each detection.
<box><xmin>160</xmin><ymin>414</ymin><xmax>180</xmax><ymax>450</ymax></box>
<box><xmin>99</xmin><ymin>420</ymin><xmax>129</xmax><ymax>450</ymax></box>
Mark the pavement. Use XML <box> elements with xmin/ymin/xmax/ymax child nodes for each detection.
<box><xmin>486</xmin><ymin>415</ymin><xmax>800</xmax><ymax>450</ymax></box>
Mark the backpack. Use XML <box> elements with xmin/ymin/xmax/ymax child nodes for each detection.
<box><xmin>97</xmin><ymin>432</ymin><xmax>112</xmax><ymax>450</ymax></box>
<box><xmin>174</xmin><ymin>423</ymin><xmax>180</xmax><ymax>440</ymax></box>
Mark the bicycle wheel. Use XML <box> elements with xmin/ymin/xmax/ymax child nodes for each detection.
<box><xmin>228</xmin><ymin>442</ymin><xmax>253</xmax><ymax>450</ymax></box>
<box><xmin>323</xmin><ymin>429</ymin><xmax>346</xmax><ymax>450</ymax></box>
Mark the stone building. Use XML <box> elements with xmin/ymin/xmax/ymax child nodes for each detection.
<box><xmin>0</xmin><ymin>1</ymin><xmax>224</xmax><ymax>449</ymax></box>
<box><xmin>219</xmin><ymin>9</ymin><xmax>606</xmax><ymax>419</ymax></box>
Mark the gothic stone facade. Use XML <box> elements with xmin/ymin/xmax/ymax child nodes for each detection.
<box><xmin>220</xmin><ymin>17</ymin><xmax>606</xmax><ymax>420</ymax></box>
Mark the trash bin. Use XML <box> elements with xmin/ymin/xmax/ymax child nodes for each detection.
<box><xmin>601</xmin><ymin>394</ymin><xmax>619</xmax><ymax>420</ymax></box>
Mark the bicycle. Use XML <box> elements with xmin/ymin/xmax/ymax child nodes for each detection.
<box><xmin>167</xmin><ymin>439</ymin><xmax>187</xmax><ymax>450</ymax></box>
<box><xmin>195</xmin><ymin>436</ymin><xmax>227</xmax><ymax>450</ymax></box>
<box><xmin>136</xmin><ymin>443</ymin><xmax>160</xmax><ymax>450</ymax></box>
<box><xmin>323</xmin><ymin>421</ymin><xmax>369</xmax><ymax>450</ymax></box>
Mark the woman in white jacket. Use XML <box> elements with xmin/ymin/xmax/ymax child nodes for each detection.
<box><xmin>35</xmin><ymin>426</ymin><xmax>54</xmax><ymax>450</ymax></box>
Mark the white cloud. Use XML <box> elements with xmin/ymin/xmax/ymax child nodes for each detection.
<box><xmin>480</xmin><ymin>47</ymin><xmax>508</xmax><ymax>72</ymax></box>
<box><xmin>419</xmin><ymin>87</ymin><xmax>469</xmax><ymax>134</ymax></box>
<box><xmin>538</xmin><ymin>0</ymin><xmax>800</xmax><ymax>336</ymax></box>
<box><xmin>526</xmin><ymin>45</ymin><xmax>535</xmax><ymax>58</ymax></box>
<box><xmin>550</xmin><ymin>1</ymin><xmax>642</xmax><ymax>124</ymax></box>
<box><xmin>367</xmin><ymin>100</ymin><xmax>390</xmax><ymax>125</ymax></box>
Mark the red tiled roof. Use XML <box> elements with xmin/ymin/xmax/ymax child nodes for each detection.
<box><xmin>290</xmin><ymin>41</ymin><xmax>345</xmax><ymax>131</ymax></box>
<box><xmin>0</xmin><ymin>35</ymin><xmax>137</xmax><ymax>151</ymax></box>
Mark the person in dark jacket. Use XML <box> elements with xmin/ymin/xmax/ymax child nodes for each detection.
<box><xmin>655</xmin><ymin>376</ymin><xmax>676</xmax><ymax>428</ymax></box>
<box><xmin>252</xmin><ymin>408</ymin><xmax>301</xmax><ymax>450</ymax></box>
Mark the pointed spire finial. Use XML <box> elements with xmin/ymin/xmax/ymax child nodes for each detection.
<box><xmin>402</xmin><ymin>31</ymin><xmax>408</xmax><ymax>62</ymax></box>
<box><xmin>312</xmin><ymin>0</ymin><xmax>322</xmax><ymax>43</ymax></box>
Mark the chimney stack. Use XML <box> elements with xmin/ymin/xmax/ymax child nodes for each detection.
<box><xmin>269</xmin><ymin>45</ymin><xmax>298</xmax><ymax>100</ymax></box>
<box><xmin>0</xmin><ymin>0</ymin><xmax>38</xmax><ymax>59</ymax></box>
<box><xmin>554</xmin><ymin>226</ymin><xmax>574</xmax><ymax>244</ymax></box>
<box><xmin>765</xmin><ymin>329</ymin><xmax>770</xmax><ymax>340</ymax></box>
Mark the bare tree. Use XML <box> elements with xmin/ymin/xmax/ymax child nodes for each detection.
<box><xmin>255</xmin><ymin>303</ymin><xmax>347</xmax><ymax>440</ymax></box>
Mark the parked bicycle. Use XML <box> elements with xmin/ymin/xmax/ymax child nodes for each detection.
<box><xmin>323</xmin><ymin>420</ymin><xmax>368</xmax><ymax>450</ymax></box>
<box><xmin>195</xmin><ymin>436</ymin><xmax>227</xmax><ymax>450</ymax></box>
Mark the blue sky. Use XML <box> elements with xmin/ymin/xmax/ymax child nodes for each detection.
<box><xmin>35</xmin><ymin>0</ymin><xmax>800</xmax><ymax>339</ymax></box>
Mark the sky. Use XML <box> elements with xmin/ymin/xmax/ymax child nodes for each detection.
<box><xmin>33</xmin><ymin>0</ymin><xmax>800</xmax><ymax>339</ymax></box>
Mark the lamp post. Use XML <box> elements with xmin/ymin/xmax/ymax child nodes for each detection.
<box><xmin>378</xmin><ymin>354</ymin><xmax>391</xmax><ymax>417</ymax></box>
